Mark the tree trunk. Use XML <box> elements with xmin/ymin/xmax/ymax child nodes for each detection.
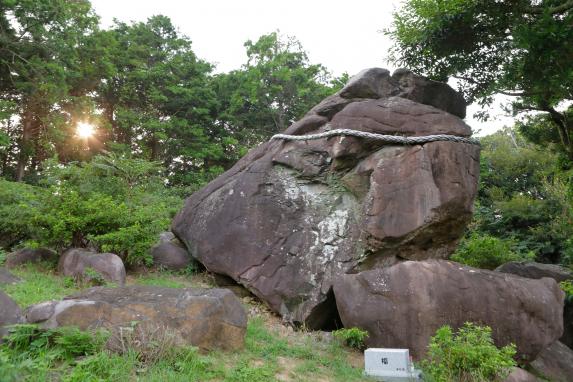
<box><xmin>15</xmin><ymin>109</ymin><xmax>33</xmax><ymax>182</ymax></box>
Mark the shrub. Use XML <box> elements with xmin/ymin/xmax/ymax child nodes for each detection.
<box><xmin>332</xmin><ymin>327</ymin><xmax>369</xmax><ymax>350</ymax></box>
<box><xmin>421</xmin><ymin>323</ymin><xmax>516</xmax><ymax>382</ymax></box>
<box><xmin>0</xmin><ymin>154</ymin><xmax>183</xmax><ymax>266</ymax></box>
<box><xmin>451</xmin><ymin>233</ymin><xmax>534</xmax><ymax>270</ymax></box>
<box><xmin>560</xmin><ymin>280</ymin><xmax>573</xmax><ymax>303</ymax></box>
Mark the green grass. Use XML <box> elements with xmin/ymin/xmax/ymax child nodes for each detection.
<box><xmin>1</xmin><ymin>263</ymin><xmax>80</xmax><ymax>307</ymax></box>
<box><xmin>131</xmin><ymin>272</ymin><xmax>189</xmax><ymax>288</ymax></box>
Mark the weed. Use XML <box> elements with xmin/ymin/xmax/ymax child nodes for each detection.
<box><xmin>333</xmin><ymin>327</ymin><xmax>369</xmax><ymax>350</ymax></box>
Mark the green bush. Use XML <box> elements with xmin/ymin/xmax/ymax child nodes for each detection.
<box><xmin>452</xmin><ymin>233</ymin><xmax>534</xmax><ymax>270</ymax></box>
<box><xmin>0</xmin><ymin>154</ymin><xmax>183</xmax><ymax>266</ymax></box>
<box><xmin>332</xmin><ymin>327</ymin><xmax>369</xmax><ymax>350</ymax></box>
<box><xmin>421</xmin><ymin>323</ymin><xmax>516</xmax><ymax>382</ymax></box>
<box><xmin>560</xmin><ymin>280</ymin><xmax>573</xmax><ymax>303</ymax></box>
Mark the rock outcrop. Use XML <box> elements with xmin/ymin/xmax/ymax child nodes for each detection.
<box><xmin>530</xmin><ymin>341</ymin><xmax>573</xmax><ymax>382</ymax></box>
<box><xmin>58</xmin><ymin>249</ymin><xmax>126</xmax><ymax>286</ymax></box>
<box><xmin>0</xmin><ymin>291</ymin><xmax>22</xmax><ymax>339</ymax></box>
<box><xmin>333</xmin><ymin>260</ymin><xmax>564</xmax><ymax>361</ymax></box>
<box><xmin>496</xmin><ymin>261</ymin><xmax>573</xmax><ymax>283</ymax></box>
<box><xmin>503</xmin><ymin>368</ymin><xmax>539</xmax><ymax>382</ymax></box>
<box><xmin>26</xmin><ymin>286</ymin><xmax>247</xmax><ymax>351</ymax></box>
<box><xmin>172</xmin><ymin>68</ymin><xmax>480</xmax><ymax>328</ymax></box>
<box><xmin>5</xmin><ymin>248</ymin><xmax>57</xmax><ymax>268</ymax></box>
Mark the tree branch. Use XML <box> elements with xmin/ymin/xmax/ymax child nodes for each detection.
<box><xmin>527</xmin><ymin>0</ymin><xmax>573</xmax><ymax>15</ymax></box>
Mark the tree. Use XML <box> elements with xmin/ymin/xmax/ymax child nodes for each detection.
<box><xmin>97</xmin><ymin>16</ymin><xmax>228</xmax><ymax>186</ymax></box>
<box><xmin>386</xmin><ymin>0</ymin><xmax>573</xmax><ymax>159</ymax></box>
<box><xmin>212</xmin><ymin>32</ymin><xmax>340</xmax><ymax>150</ymax></box>
<box><xmin>463</xmin><ymin>127</ymin><xmax>573</xmax><ymax>264</ymax></box>
<box><xmin>0</xmin><ymin>0</ymin><xmax>108</xmax><ymax>180</ymax></box>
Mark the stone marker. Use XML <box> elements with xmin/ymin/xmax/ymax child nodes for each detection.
<box><xmin>364</xmin><ymin>348</ymin><xmax>421</xmax><ymax>381</ymax></box>
<box><xmin>172</xmin><ymin>68</ymin><xmax>480</xmax><ymax>328</ymax></box>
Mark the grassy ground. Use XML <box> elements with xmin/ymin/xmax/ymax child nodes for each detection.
<box><xmin>0</xmin><ymin>264</ymin><xmax>373</xmax><ymax>382</ymax></box>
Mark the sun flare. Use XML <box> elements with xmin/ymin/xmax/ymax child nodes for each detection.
<box><xmin>77</xmin><ymin>122</ymin><xmax>95</xmax><ymax>138</ymax></box>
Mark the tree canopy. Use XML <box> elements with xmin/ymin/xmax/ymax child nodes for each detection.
<box><xmin>387</xmin><ymin>0</ymin><xmax>573</xmax><ymax>159</ymax></box>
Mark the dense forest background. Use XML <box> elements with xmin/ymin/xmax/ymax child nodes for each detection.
<box><xmin>1</xmin><ymin>0</ymin><xmax>572</xmax><ymax>270</ymax></box>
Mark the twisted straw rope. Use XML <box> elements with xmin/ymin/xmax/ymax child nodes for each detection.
<box><xmin>271</xmin><ymin>128</ymin><xmax>480</xmax><ymax>145</ymax></box>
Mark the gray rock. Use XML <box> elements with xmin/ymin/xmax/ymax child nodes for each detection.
<box><xmin>0</xmin><ymin>291</ymin><xmax>22</xmax><ymax>339</ymax></box>
<box><xmin>333</xmin><ymin>260</ymin><xmax>564</xmax><ymax>361</ymax></box>
<box><xmin>339</xmin><ymin>68</ymin><xmax>399</xmax><ymax>99</ymax></box>
<box><xmin>172</xmin><ymin>68</ymin><xmax>479</xmax><ymax>328</ymax></box>
<box><xmin>5</xmin><ymin>248</ymin><xmax>57</xmax><ymax>268</ymax></box>
<box><xmin>503</xmin><ymin>368</ymin><xmax>539</xmax><ymax>382</ymax></box>
<box><xmin>496</xmin><ymin>261</ymin><xmax>573</xmax><ymax>283</ymax></box>
<box><xmin>58</xmin><ymin>248</ymin><xmax>126</xmax><ymax>286</ymax></box>
<box><xmin>26</xmin><ymin>286</ymin><xmax>247</xmax><ymax>351</ymax></box>
<box><xmin>0</xmin><ymin>268</ymin><xmax>20</xmax><ymax>285</ymax></box>
<box><xmin>150</xmin><ymin>242</ymin><xmax>191</xmax><ymax>271</ymax></box>
<box><xmin>392</xmin><ymin>68</ymin><xmax>467</xmax><ymax>118</ymax></box>
<box><xmin>530</xmin><ymin>341</ymin><xmax>573</xmax><ymax>382</ymax></box>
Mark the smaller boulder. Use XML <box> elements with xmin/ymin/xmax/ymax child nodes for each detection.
<box><xmin>58</xmin><ymin>249</ymin><xmax>126</xmax><ymax>286</ymax></box>
<box><xmin>5</xmin><ymin>248</ymin><xmax>57</xmax><ymax>268</ymax></box>
<box><xmin>26</xmin><ymin>286</ymin><xmax>247</xmax><ymax>351</ymax></box>
<box><xmin>339</xmin><ymin>68</ymin><xmax>399</xmax><ymax>99</ymax></box>
<box><xmin>530</xmin><ymin>341</ymin><xmax>573</xmax><ymax>382</ymax></box>
<box><xmin>0</xmin><ymin>291</ymin><xmax>22</xmax><ymax>339</ymax></box>
<box><xmin>0</xmin><ymin>268</ymin><xmax>21</xmax><ymax>286</ymax></box>
<box><xmin>334</xmin><ymin>260</ymin><xmax>564</xmax><ymax>361</ymax></box>
<box><xmin>496</xmin><ymin>261</ymin><xmax>572</xmax><ymax>283</ymax></box>
<box><xmin>503</xmin><ymin>368</ymin><xmax>539</xmax><ymax>382</ymax></box>
<box><xmin>150</xmin><ymin>234</ymin><xmax>193</xmax><ymax>271</ymax></box>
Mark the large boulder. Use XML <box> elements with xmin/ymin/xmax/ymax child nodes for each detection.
<box><xmin>0</xmin><ymin>291</ymin><xmax>22</xmax><ymax>339</ymax></box>
<box><xmin>25</xmin><ymin>286</ymin><xmax>247</xmax><ymax>351</ymax></box>
<box><xmin>0</xmin><ymin>268</ymin><xmax>20</xmax><ymax>286</ymax></box>
<box><xmin>496</xmin><ymin>261</ymin><xmax>573</xmax><ymax>283</ymax></box>
<box><xmin>529</xmin><ymin>341</ymin><xmax>573</xmax><ymax>382</ymax></box>
<box><xmin>58</xmin><ymin>249</ymin><xmax>126</xmax><ymax>286</ymax></box>
<box><xmin>172</xmin><ymin>68</ymin><xmax>479</xmax><ymax>328</ymax></box>
<box><xmin>5</xmin><ymin>248</ymin><xmax>57</xmax><ymax>268</ymax></box>
<box><xmin>333</xmin><ymin>260</ymin><xmax>564</xmax><ymax>361</ymax></box>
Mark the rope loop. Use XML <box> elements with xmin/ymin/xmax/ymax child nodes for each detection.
<box><xmin>271</xmin><ymin>129</ymin><xmax>480</xmax><ymax>146</ymax></box>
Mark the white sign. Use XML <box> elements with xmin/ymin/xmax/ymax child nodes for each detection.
<box><xmin>364</xmin><ymin>348</ymin><xmax>422</xmax><ymax>381</ymax></box>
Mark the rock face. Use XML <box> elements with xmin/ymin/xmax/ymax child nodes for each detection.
<box><xmin>496</xmin><ymin>261</ymin><xmax>573</xmax><ymax>283</ymax></box>
<box><xmin>25</xmin><ymin>286</ymin><xmax>247</xmax><ymax>351</ymax></box>
<box><xmin>58</xmin><ymin>249</ymin><xmax>126</xmax><ymax>286</ymax></box>
<box><xmin>151</xmin><ymin>232</ymin><xmax>193</xmax><ymax>271</ymax></box>
<box><xmin>530</xmin><ymin>341</ymin><xmax>573</xmax><ymax>382</ymax></box>
<box><xmin>5</xmin><ymin>248</ymin><xmax>58</xmax><ymax>268</ymax></box>
<box><xmin>0</xmin><ymin>291</ymin><xmax>22</xmax><ymax>339</ymax></box>
<box><xmin>333</xmin><ymin>260</ymin><xmax>564</xmax><ymax>361</ymax></box>
<box><xmin>172</xmin><ymin>68</ymin><xmax>480</xmax><ymax>328</ymax></box>
<box><xmin>0</xmin><ymin>268</ymin><xmax>21</xmax><ymax>285</ymax></box>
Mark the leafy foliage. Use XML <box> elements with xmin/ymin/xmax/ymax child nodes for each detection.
<box><xmin>560</xmin><ymin>280</ymin><xmax>573</xmax><ymax>303</ymax></box>
<box><xmin>459</xmin><ymin>128</ymin><xmax>573</xmax><ymax>266</ymax></box>
<box><xmin>0</xmin><ymin>154</ymin><xmax>182</xmax><ymax>266</ymax></box>
<box><xmin>421</xmin><ymin>323</ymin><xmax>516</xmax><ymax>382</ymax></box>
<box><xmin>452</xmin><ymin>233</ymin><xmax>534</xmax><ymax>270</ymax></box>
<box><xmin>387</xmin><ymin>0</ymin><xmax>573</xmax><ymax>158</ymax></box>
<box><xmin>332</xmin><ymin>328</ymin><xmax>369</xmax><ymax>350</ymax></box>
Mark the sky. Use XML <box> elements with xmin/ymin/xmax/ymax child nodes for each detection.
<box><xmin>90</xmin><ymin>0</ymin><xmax>514</xmax><ymax>136</ymax></box>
